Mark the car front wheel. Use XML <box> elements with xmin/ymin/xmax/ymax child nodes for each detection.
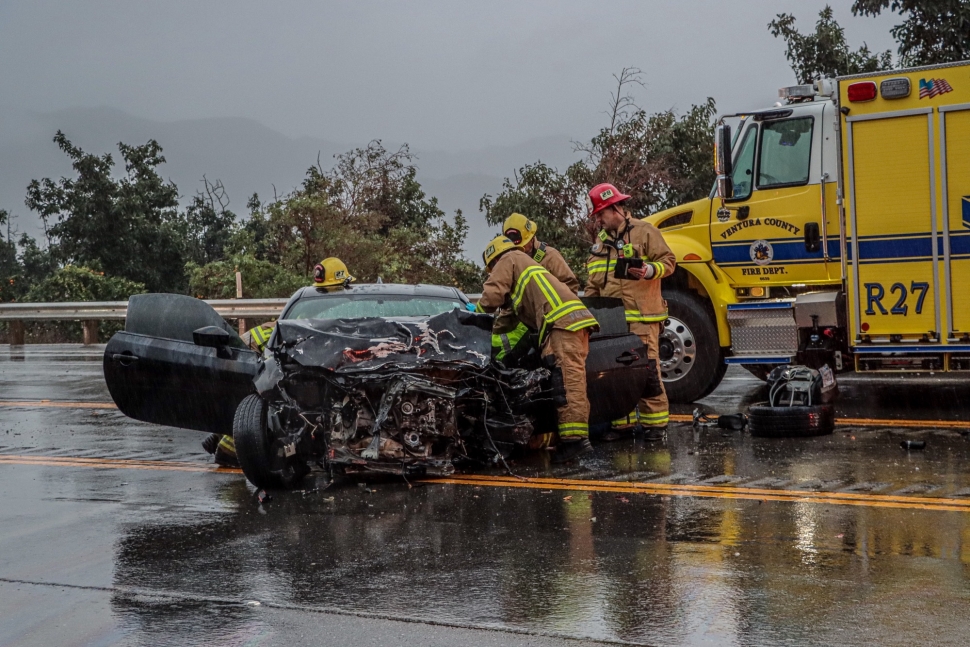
<box><xmin>233</xmin><ymin>394</ymin><xmax>307</xmax><ymax>490</ymax></box>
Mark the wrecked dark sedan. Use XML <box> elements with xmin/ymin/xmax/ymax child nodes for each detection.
<box><xmin>104</xmin><ymin>284</ymin><xmax>657</xmax><ymax>489</ymax></box>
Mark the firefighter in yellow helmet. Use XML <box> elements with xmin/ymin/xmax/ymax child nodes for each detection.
<box><xmin>492</xmin><ymin>214</ymin><xmax>582</xmax><ymax>363</ymax></box>
<box><xmin>241</xmin><ymin>257</ymin><xmax>355</xmax><ymax>353</ymax></box>
<box><xmin>476</xmin><ymin>236</ymin><xmax>599</xmax><ymax>463</ymax></box>
<box><xmin>503</xmin><ymin>213</ymin><xmax>580</xmax><ymax>293</ymax></box>
<box><xmin>584</xmin><ymin>184</ymin><xmax>675</xmax><ymax>441</ymax></box>
<box><xmin>208</xmin><ymin>258</ymin><xmax>355</xmax><ymax>466</ymax></box>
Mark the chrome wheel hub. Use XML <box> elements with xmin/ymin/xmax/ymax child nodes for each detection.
<box><xmin>658</xmin><ymin>316</ymin><xmax>696</xmax><ymax>382</ymax></box>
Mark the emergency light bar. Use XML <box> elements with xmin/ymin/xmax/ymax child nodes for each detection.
<box><xmin>814</xmin><ymin>79</ymin><xmax>836</xmax><ymax>97</ymax></box>
<box><xmin>778</xmin><ymin>84</ymin><xmax>815</xmax><ymax>99</ymax></box>
<box><xmin>847</xmin><ymin>81</ymin><xmax>877</xmax><ymax>102</ymax></box>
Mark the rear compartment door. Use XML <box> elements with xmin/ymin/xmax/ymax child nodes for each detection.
<box><xmin>845</xmin><ymin>109</ymin><xmax>941</xmax><ymax>342</ymax></box>
<box><xmin>940</xmin><ymin>104</ymin><xmax>970</xmax><ymax>338</ymax></box>
<box><xmin>103</xmin><ymin>294</ymin><xmax>260</xmax><ymax>434</ymax></box>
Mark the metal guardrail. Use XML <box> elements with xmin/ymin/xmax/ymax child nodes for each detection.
<box><xmin>0</xmin><ymin>294</ymin><xmax>484</xmax><ymax>345</ymax></box>
<box><xmin>0</xmin><ymin>298</ymin><xmax>290</xmax><ymax>322</ymax></box>
<box><xmin>0</xmin><ymin>295</ymin><xmax>484</xmax><ymax>322</ymax></box>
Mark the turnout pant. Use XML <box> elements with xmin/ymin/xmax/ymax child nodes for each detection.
<box><xmin>612</xmin><ymin>321</ymin><xmax>669</xmax><ymax>429</ymax></box>
<box><xmin>540</xmin><ymin>328</ymin><xmax>591</xmax><ymax>439</ymax></box>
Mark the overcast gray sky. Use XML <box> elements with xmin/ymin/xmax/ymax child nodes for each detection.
<box><xmin>0</xmin><ymin>1</ymin><xmax>899</xmax><ymax>151</ymax></box>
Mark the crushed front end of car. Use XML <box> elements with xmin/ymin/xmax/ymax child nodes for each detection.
<box><xmin>250</xmin><ymin>309</ymin><xmax>552</xmax><ymax>480</ymax></box>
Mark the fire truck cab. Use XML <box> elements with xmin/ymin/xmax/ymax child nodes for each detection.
<box><xmin>651</xmin><ymin>61</ymin><xmax>970</xmax><ymax>403</ymax></box>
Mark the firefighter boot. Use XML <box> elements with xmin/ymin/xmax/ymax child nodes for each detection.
<box><xmin>552</xmin><ymin>437</ymin><xmax>593</xmax><ymax>464</ymax></box>
<box><xmin>635</xmin><ymin>425</ymin><xmax>666</xmax><ymax>442</ymax></box>
<box><xmin>201</xmin><ymin>433</ymin><xmax>221</xmax><ymax>454</ymax></box>
<box><xmin>213</xmin><ymin>435</ymin><xmax>239</xmax><ymax>468</ymax></box>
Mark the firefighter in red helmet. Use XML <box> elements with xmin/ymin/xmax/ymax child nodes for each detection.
<box><xmin>584</xmin><ymin>183</ymin><xmax>675</xmax><ymax>440</ymax></box>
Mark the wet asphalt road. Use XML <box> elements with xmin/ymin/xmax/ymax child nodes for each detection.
<box><xmin>3</xmin><ymin>346</ymin><xmax>970</xmax><ymax>646</ymax></box>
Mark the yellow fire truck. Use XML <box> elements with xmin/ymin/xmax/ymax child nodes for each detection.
<box><xmin>649</xmin><ymin>61</ymin><xmax>970</xmax><ymax>403</ymax></box>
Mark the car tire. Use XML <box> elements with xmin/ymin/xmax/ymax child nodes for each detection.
<box><xmin>747</xmin><ymin>401</ymin><xmax>835</xmax><ymax>437</ymax></box>
<box><xmin>233</xmin><ymin>394</ymin><xmax>309</xmax><ymax>489</ymax></box>
<box><xmin>661</xmin><ymin>290</ymin><xmax>727</xmax><ymax>403</ymax></box>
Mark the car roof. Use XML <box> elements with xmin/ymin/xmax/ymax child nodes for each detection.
<box><xmin>290</xmin><ymin>283</ymin><xmax>467</xmax><ymax>301</ymax></box>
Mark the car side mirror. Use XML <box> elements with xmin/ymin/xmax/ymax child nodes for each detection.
<box><xmin>804</xmin><ymin>222</ymin><xmax>821</xmax><ymax>252</ymax></box>
<box><xmin>715</xmin><ymin>124</ymin><xmax>733</xmax><ymax>201</ymax></box>
<box><xmin>193</xmin><ymin>326</ymin><xmax>233</xmax><ymax>348</ymax></box>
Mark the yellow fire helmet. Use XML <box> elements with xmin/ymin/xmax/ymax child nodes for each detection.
<box><xmin>312</xmin><ymin>257</ymin><xmax>355</xmax><ymax>288</ymax></box>
<box><xmin>482</xmin><ymin>235</ymin><xmax>518</xmax><ymax>267</ymax></box>
<box><xmin>502</xmin><ymin>212</ymin><xmax>537</xmax><ymax>248</ymax></box>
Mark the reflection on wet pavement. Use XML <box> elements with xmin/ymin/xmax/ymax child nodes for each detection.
<box><xmin>2</xmin><ymin>347</ymin><xmax>970</xmax><ymax>646</ymax></box>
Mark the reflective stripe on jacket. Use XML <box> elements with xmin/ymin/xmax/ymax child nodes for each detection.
<box><xmin>491</xmin><ymin>321</ymin><xmax>529</xmax><ymax>360</ymax></box>
<box><xmin>478</xmin><ymin>250</ymin><xmax>597</xmax><ymax>343</ymax></box>
<box><xmin>584</xmin><ymin>218</ymin><xmax>676</xmax><ymax>324</ymax></box>
<box><xmin>532</xmin><ymin>242</ymin><xmax>580</xmax><ymax>295</ymax></box>
<box><xmin>247</xmin><ymin>321</ymin><xmax>276</xmax><ymax>352</ymax></box>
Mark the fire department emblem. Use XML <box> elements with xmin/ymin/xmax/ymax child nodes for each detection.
<box><xmin>749</xmin><ymin>239</ymin><xmax>773</xmax><ymax>266</ymax></box>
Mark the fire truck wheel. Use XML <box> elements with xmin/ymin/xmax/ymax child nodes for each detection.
<box><xmin>661</xmin><ymin>290</ymin><xmax>726</xmax><ymax>403</ymax></box>
<box><xmin>747</xmin><ymin>402</ymin><xmax>835</xmax><ymax>437</ymax></box>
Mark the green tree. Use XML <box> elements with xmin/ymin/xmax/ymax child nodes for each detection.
<box><xmin>25</xmin><ymin>132</ymin><xmax>188</xmax><ymax>293</ymax></box>
<box><xmin>192</xmin><ymin>141</ymin><xmax>481</xmax><ymax>297</ymax></box>
<box><xmin>183</xmin><ymin>177</ymin><xmax>237</xmax><ymax>267</ymax></box>
<box><xmin>23</xmin><ymin>265</ymin><xmax>145</xmax><ymax>340</ymax></box>
<box><xmin>481</xmin><ymin>69</ymin><xmax>718</xmax><ymax>282</ymax></box>
<box><xmin>0</xmin><ymin>210</ymin><xmax>18</xmax><ymax>302</ymax></box>
<box><xmin>852</xmin><ymin>0</ymin><xmax>970</xmax><ymax>66</ymax></box>
<box><xmin>769</xmin><ymin>6</ymin><xmax>893</xmax><ymax>84</ymax></box>
<box><xmin>186</xmin><ymin>254</ymin><xmax>305</xmax><ymax>300</ymax></box>
<box><xmin>480</xmin><ymin>162</ymin><xmax>592</xmax><ymax>273</ymax></box>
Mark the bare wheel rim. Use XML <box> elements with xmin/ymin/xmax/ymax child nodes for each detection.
<box><xmin>659</xmin><ymin>316</ymin><xmax>697</xmax><ymax>382</ymax></box>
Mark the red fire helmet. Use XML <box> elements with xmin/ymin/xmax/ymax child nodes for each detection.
<box><xmin>586</xmin><ymin>183</ymin><xmax>631</xmax><ymax>216</ymax></box>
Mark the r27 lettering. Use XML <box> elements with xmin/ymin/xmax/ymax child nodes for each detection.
<box><xmin>864</xmin><ymin>281</ymin><xmax>929</xmax><ymax>316</ymax></box>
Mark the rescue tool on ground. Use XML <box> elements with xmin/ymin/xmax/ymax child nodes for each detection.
<box><xmin>647</xmin><ymin>60</ymin><xmax>970</xmax><ymax>402</ymax></box>
<box><xmin>586</xmin><ymin>183</ymin><xmax>676</xmax><ymax>439</ymax></box>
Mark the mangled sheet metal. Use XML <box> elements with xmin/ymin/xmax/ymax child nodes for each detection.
<box><xmin>273</xmin><ymin>309</ymin><xmax>493</xmax><ymax>373</ymax></box>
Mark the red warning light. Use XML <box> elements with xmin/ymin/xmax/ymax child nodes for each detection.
<box><xmin>848</xmin><ymin>82</ymin><xmax>877</xmax><ymax>102</ymax></box>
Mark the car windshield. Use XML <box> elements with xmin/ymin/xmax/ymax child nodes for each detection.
<box><xmin>283</xmin><ymin>295</ymin><xmax>465</xmax><ymax>320</ymax></box>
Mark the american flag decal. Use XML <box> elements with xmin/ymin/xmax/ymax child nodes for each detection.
<box><xmin>919</xmin><ymin>78</ymin><xmax>953</xmax><ymax>99</ymax></box>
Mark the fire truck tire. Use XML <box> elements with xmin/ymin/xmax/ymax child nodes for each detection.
<box><xmin>234</xmin><ymin>395</ymin><xmax>308</xmax><ymax>490</ymax></box>
<box><xmin>661</xmin><ymin>290</ymin><xmax>726</xmax><ymax>403</ymax></box>
<box><xmin>747</xmin><ymin>402</ymin><xmax>835</xmax><ymax>437</ymax></box>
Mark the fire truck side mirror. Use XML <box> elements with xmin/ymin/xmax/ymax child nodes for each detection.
<box><xmin>715</xmin><ymin>124</ymin><xmax>733</xmax><ymax>201</ymax></box>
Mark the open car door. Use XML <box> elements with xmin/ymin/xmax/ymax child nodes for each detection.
<box><xmin>103</xmin><ymin>294</ymin><xmax>261</xmax><ymax>435</ymax></box>
<box><xmin>582</xmin><ymin>297</ymin><xmax>654</xmax><ymax>425</ymax></box>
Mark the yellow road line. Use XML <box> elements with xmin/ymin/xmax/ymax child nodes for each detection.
<box><xmin>835</xmin><ymin>416</ymin><xmax>970</xmax><ymax>429</ymax></box>
<box><xmin>671</xmin><ymin>412</ymin><xmax>969</xmax><ymax>429</ymax></box>
<box><xmin>1</xmin><ymin>401</ymin><xmax>968</xmax><ymax>430</ymax></box>
<box><xmin>0</xmin><ymin>454</ymin><xmax>241</xmax><ymax>474</ymax></box>
<box><xmin>2</xmin><ymin>451</ymin><xmax>967</xmax><ymax>513</ymax></box>
<box><xmin>423</xmin><ymin>474</ymin><xmax>970</xmax><ymax>513</ymax></box>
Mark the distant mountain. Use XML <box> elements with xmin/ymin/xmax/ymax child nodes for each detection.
<box><xmin>0</xmin><ymin>106</ymin><xmax>581</xmax><ymax>259</ymax></box>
